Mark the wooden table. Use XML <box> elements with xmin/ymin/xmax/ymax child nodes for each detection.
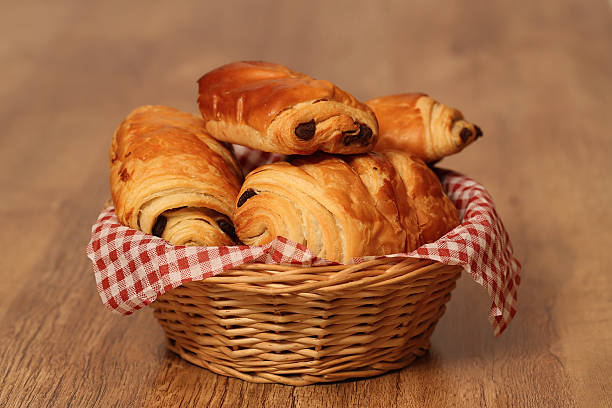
<box><xmin>1</xmin><ymin>1</ymin><xmax>611</xmax><ymax>406</ymax></box>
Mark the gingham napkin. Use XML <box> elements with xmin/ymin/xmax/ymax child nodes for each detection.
<box><xmin>87</xmin><ymin>148</ymin><xmax>521</xmax><ymax>336</ymax></box>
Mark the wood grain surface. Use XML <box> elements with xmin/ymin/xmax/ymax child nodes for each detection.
<box><xmin>1</xmin><ymin>1</ymin><xmax>611</xmax><ymax>407</ymax></box>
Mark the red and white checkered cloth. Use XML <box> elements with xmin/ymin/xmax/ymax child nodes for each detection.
<box><xmin>87</xmin><ymin>149</ymin><xmax>521</xmax><ymax>336</ymax></box>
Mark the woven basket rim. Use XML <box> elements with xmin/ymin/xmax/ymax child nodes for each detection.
<box><xmin>178</xmin><ymin>257</ymin><xmax>457</xmax><ymax>295</ymax></box>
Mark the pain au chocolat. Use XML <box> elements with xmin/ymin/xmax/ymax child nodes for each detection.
<box><xmin>381</xmin><ymin>150</ymin><xmax>460</xmax><ymax>244</ymax></box>
<box><xmin>367</xmin><ymin>93</ymin><xmax>482</xmax><ymax>163</ymax></box>
<box><xmin>197</xmin><ymin>61</ymin><xmax>379</xmax><ymax>155</ymax></box>
<box><xmin>233</xmin><ymin>152</ymin><xmax>422</xmax><ymax>263</ymax></box>
<box><xmin>109</xmin><ymin>105</ymin><xmax>243</xmax><ymax>246</ymax></box>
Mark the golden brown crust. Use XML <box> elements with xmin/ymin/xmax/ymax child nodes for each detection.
<box><xmin>343</xmin><ymin>153</ymin><xmax>421</xmax><ymax>252</ymax></box>
<box><xmin>109</xmin><ymin>105</ymin><xmax>243</xmax><ymax>246</ymax></box>
<box><xmin>198</xmin><ymin>61</ymin><xmax>379</xmax><ymax>155</ymax></box>
<box><xmin>381</xmin><ymin>150</ymin><xmax>460</xmax><ymax>244</ymax></box>
<box><xmin>233</xmin><ymin>153</ymin><xmax>420</xmax><ymax>263</ymax></box>
<box><xmin>367</xmin><ymin>93</ymin><xmax>481</xmax><ymax>162</ymax></box>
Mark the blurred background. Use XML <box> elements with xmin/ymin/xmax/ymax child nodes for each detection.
<box><xmin>1</xmin><ymin>1</ymin><xmax>611</xmax><ymax>406</ymax></box>
<box><xmin>3</xmin><ymin>1</ymin><xmax>610</xmax><ymax>223</ymax></box>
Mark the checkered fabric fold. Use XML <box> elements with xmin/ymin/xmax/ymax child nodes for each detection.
<box><xmin>87</xmin><ymin>149</ymin><xmax>521</xmax><ymax>336</ymax></box>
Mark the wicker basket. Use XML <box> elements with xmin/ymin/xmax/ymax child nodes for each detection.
<box><xmin>150</xmin><ymin>256</ymin><xmax>462</xmax><ymax>386</ymax></box>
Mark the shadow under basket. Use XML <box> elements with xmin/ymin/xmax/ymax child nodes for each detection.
<box><xmin>150</xmin><ymin>257</ymin><xmax>462</xmax><ymax>386</ymax></box>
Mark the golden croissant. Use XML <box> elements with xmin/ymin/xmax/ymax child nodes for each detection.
<box><xmin>109</xmin><ymin>105</ymin><xmax>243</xmax><ymax>246</ymax></box>
<box><xmin>367</xmin><ymin>93</ymin><xmax>482</xmax><ymax>162</ymax></box>
<box><xmin>198</xmin><ymin>61</ymin><xmax>379</xmax><ymax>155</ymax></box>
<box><xmin>233</xmin><ymin>151</ymin><xmax>458</xmax><ymax>263</ymax></box>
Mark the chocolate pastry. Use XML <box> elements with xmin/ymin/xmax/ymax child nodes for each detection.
<box><xmin>197</xmin><ymin>61</ymin><xmax>378</xmax><ymax>155</ymax></box>
<box><xmin>381</xmin><ymin>150</ymin><xmax>460</xmax><ymax>244</ymax></box>
<box><xmin>367</xmin><ymin>93</ymin><xmax>482</xmax><ymax>163</ymax></box>
<box><xmin>109</xmin><ymin>105</ymin><xmax>243</xmax><ymax>246</ymax></box>
<box><xmin>232</xmin><ymin>152</ymin><xmax>421</xmax><ymax>263</ymax></box>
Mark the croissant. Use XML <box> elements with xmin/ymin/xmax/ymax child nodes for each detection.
<box><xmin>109</xmin><ymin>105</ymin><xmax>243</xmax><ymax>246</ymax></box>
<box><xmin>344</xmin><ymin>153</ymin><xmax>421</xmax><ymax>252</ymax></box>
<box><xmin>367</xmin><ymin>93</ymin><xmax>482</xmax><ymax>163</ymax></box>
<box><xmin>381</xmin><ymin>150</ymin><xmax>460</xmax><ymax>243</ymax></box>
<box><xmin>197</xmin><ymin>61</ymin><xmax>379</xmax><ymax>155</ymax></box>
<box><xmin>233</xmin><ymin>153</ymin><xmax>420</xmax><ymax>263</ymax></box>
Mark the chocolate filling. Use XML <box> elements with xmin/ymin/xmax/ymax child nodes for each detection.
<box><xmin>460</xmin><ymin>128</ymin><xmax>473</xmax><ymax>143</ymax></box>
<box><xmin>474</xmin><ymin>125</ymin><xmax>483</xmax><ymax>139</ymax></box>
<box><xmin>342</xmin><ymin>123</ymin><xmax>372</xmax><ymax>146</ymax></box>
<box><xmin>237</xmin><ymin>188</ymin><xmax>257</xmax><ymax>207</ymax></box>
<box><xmin>152</xmin><ymin>215</ymin><xmax>167</xmax><ymax>237</ymax></box>
<box><xmin>217</xmin><ymin>219</ymin><xmax>238</xmax><ymax>241</ymax></box>
<box><xmin>119</xmin><ymin>168</ymin><xmax>130</xmax><ymax>182</ymax></box>
<box><xmin>295</xmin><ymin>120</ymin><xmax>316</xmax><ymax>140</ymax></box>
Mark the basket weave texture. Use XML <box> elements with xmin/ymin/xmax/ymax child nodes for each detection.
<box><xmin>151</xmin><ymin>257</ymin><xmax>462</xmax><ymax>385</ymax></box>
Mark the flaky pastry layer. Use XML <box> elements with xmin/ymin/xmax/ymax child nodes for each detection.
<box><xmin>381</xmin><ymin>150</ymin><xmax>460</xmax><ymax>243</ymax></box>
<box><xmin>233</xmin><ymin>153</ymin><xmax>421</xmax><ymax>263</ymax></box>
<box><xmin>109</xmin><ymin>105</ymin><xmax>243</xmax><ymax>246</ymax></box>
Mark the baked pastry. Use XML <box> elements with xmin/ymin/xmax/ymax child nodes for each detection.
<box><xmin>197</xmin><ymin>61</ymin><xmax>379</xmax><ymax>155</ymax></box>
<box><xmin>382</xmin><ymin>150</ymin><xmax>460</xmax><ymax>243</ymax></box>
<box><xmin>367</xmin><ymin>93</ymin><xmax>482</xmax><ymax>162</ymax></box>
<box><xmin>109</xmin><ymin>105</ymin><xmax>243</xmax><ymax>246</ymax></box>
<box><xmin>344</xmin><ymin>153</ymin><xmax>421</xmax><ymax>252</ymax></box>
<box><xmin>233</xmin><ymin>153</ymin><xmax>421</xmax><ymax>263</ymax></box>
